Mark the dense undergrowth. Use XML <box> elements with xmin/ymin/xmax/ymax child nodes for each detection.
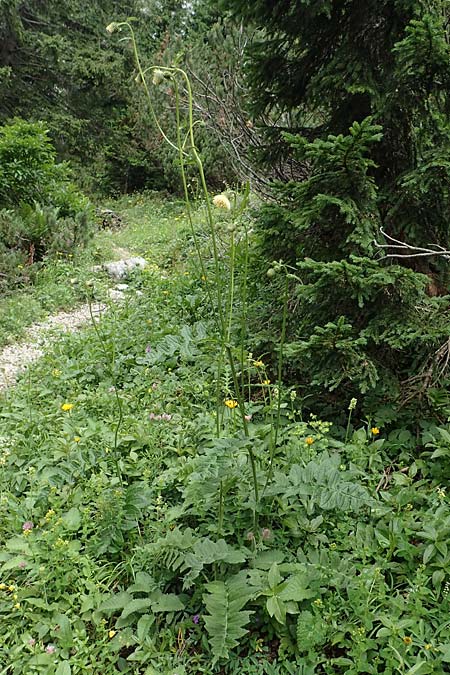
<box><xmin>0</xmin><ymin>192</ymin><xmax>184</xmax><ymax>348</ymax></box>
<box><xmin>1</xmin><ymin>195</ymin><xmax>450</xmax><ymax>674</ymax></box>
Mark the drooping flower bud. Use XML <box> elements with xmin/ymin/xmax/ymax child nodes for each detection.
<box><xmin>152</xmin><ymin>69</ymin><xmax>165</xmax><ymax>86</ymax></box>
<box><xmin>106</xmin><ymin>22</ymin><xmax>118</xmax><ymax>34</ymax></box>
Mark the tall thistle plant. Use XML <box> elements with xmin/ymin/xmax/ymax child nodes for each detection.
<box><xmin>105</xmin><ymin>20</ymin><xmax>290</xmax><ymax>520</ymax></box>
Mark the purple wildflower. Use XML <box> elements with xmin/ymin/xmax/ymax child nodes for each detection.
<box><xmin>22</xmin><ymin>521</ymin><xmax>34</xmax><ymax>531</ymax></box>
<box><xmin>192</xmin><ymin>614</ymin><xmax>200</xmax><ymax>624</ymax></box>
<box><xmin>28</xmin><ymin>638</ymin><xmax>36</xmax><ymax>647</ymax></box>
<box><xmin>45</xmin><ymin>644</ymin><xmax>56</xmax><ymax>654</ymax></box>
<box><xmin>18</xmin><ymin>561</ymin><xmax>27</xmax><ymax>569</ymax></box>
<box><xmin>145</xmin><ymin>344</ymin><xmax>152</xmax><ymax>353</ymax></box>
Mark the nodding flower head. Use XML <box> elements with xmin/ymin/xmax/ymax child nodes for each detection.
<box><xmin>152</xmin><ymin>69</ymin><xmax>165</xmax><ymax>86</ymax></box>
<box><xmin>106</xmin><ymin>22</ymin><xmax>118</xmax><ymax>34</ymax></box>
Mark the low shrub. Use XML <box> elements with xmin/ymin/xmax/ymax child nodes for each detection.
<box><xmin>0</xmin><ymin>119</ymin><xmax>93</xmax><ymax>292</ymax></box>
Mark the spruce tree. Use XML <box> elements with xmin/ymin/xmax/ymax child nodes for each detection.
<box><xmin>221</xmin><ymin>0</ymin><xmax>450</xmax><ymax>421</ymax></box>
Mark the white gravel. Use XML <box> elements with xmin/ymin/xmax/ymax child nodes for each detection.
<box><xmin>0</xmin><ymin>302</ymin><xmax>106</xmax><ymax>391</ymax></box>
<box><xmin>0</xmin><ymin>256</ymin><xmax>146</xmax><ymax>392</ymax></box>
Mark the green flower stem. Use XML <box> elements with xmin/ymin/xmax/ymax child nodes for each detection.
<box><xmin>120</xmin><ymin>25</ymin><xmax>260</xmax><ymax>515</ymax></box>
<box><xmin>87</xmin><ymin>295</ymin><xmax>123</xmax><ymax>486</ymax></box>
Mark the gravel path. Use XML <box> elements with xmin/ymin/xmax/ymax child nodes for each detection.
<box><xmin>0</xmin><ymin>253</ymin><xmax>148</xmax><ymax>392</ymax></box>
<box><xmin>0</xmin><ymin>302</ymin><xmax>106</xmax><ymax>391</ymax></box>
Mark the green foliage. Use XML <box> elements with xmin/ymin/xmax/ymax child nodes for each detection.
<box><xmin>203</xmin><ymin>572</ymin><xmax>254</xmax><ymax>662</ymax></box>
<box><xmin>0</xmin><ymin>118</ymin><xmax>93</xmax><ymax>293</ymax></box>
<box><xmin>221</xmin><ymin>0</ymin><xmax>450</xmax><ymax>419</ymax></box>
<box><xmin>1</xmin><ymin>191</ymin><xmax>450</xmax><ymax>674</ymax></box>
<box><xmin>0</xmin><ymin>0</ymin><xmax>240</xmax><ymax>193</ymax></box>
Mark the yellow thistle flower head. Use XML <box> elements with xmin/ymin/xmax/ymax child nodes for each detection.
<box><xmin>371</xmin><ymin>427</ymin><xmax>380</xmax><ymax>435</ymax></box>
<box><xmin>224</xmin><ymin>399</ymin><xmax>238</xmax><ymax>409</ymax></box>
<box><xmin>61</xmin><ymin>403</ymin><xmax>74</xmax><ymax>412</ymax></box>
<box><xmin>305</xmin><ymin>436</ymin><xmax>315</xmax><ymax>445</ymax></box>
<box><xmin>212</xmin><ymin>194</ymin><xmax>231</xmax><ymax>211</ymax></box>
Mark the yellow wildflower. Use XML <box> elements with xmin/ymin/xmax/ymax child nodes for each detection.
<box><xmin>0</xmin><ymin>584</ymin><xmax>6</xmax><ymax>590</ymax></box>
<box><xmin>253</xmin><ymin>360</ymin><xmax>264</xmax><ymax>368</ymax></box>
<box><xmin>262</xmin><ymin>379</ymin><xmax>270</xmax><ymax>385</ymax></box>
<box><xmin>371</xmin><ymin>427</ymin><xmax>380</xmax><ymax>435</ymax></box>
<box><xmin>61</xmin><ymin>403</ymin><xmax>74</xmax><ymax>412</ymax></box>
<box><xmin>224</xmin><ymin>399</ymin><xmax>238</xmax><ymax>409</ymax></box>
<box><xmin>305</xmin><ymin>436</ymin><xmax>315</xmax><ymax>445</ymax></box>
<box><xmin>14</xmin><ymin>603</ymin><xmax>21</xmax><ymax>609</ymax></box>
<box><xmin>212</xmin><ymin>194</ymin><xmax>231</xmax><ymax>211</ymax></box>
<box><xmin>8</xmin><ymin>585</ymin><xmax>15</xmax><ymax>592</ymax></box>
<box><xmin>108</xmin><ymin>630</ymin><xmax>116</xmax><ymax>638</ymax></box>
<box><xmin>73</xmin><ymin>436</ymin><xmax>81</xmax><ymax>443</ymax></box>
<box><xmin>403</xmin><ymin>636</ymin><xmax>412</xmax><ymax>645</ymax></box>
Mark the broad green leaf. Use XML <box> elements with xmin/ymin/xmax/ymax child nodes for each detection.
<box><xmin>54</xmin><ymin>613</ymin><xmax>73</xmax><ymax>648</ymax></box>
<box><xmin>99</xmin><ymin>592</ymin><xmax>132</xmax><ymax>613</ymax></box>
<box><xmin>62</xmin><ymin>507</ymin><xmax>81</xmax><ymax>530</ymax></box>
<box><xmin>268</xmin><ymin>563</ymin><xmax>283</xmax><ymax>589</ymax></box>
<box><xmin>137</xmin><ymin>614</ymin><xmax>155</xmax><ymax>642</ymax></box>
<box><xmin>120</xmin><ymin>598</ymin><xmax>153</xmax><ymax>619</ymax></box>
<box><xmin>266</xmin><ymin>595</ymin><xmax>286</xmax><ymax>624</ymax></box>
<box><xmin>278</xmin><ymin>574</ymin><xmax>315</xmax><ymax>602</ymax></box>
<box><xmin>150</xmin><ymin>593</ymin><xmax>185</xmax><ymax>612</ymax></box>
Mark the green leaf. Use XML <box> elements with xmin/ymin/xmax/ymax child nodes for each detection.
<box><xmin>150</xmin><ymin>593</ymin><xmax>185</xmax><ymax>613</ymax></box>
<box><xmin>268</xmin><ymin>563</ymin><xmax>282</xmax><ymax>589</ymax></box>
<box><xmin>278</xmin><ymin>574</ymin><xmax>315</xmax><ymax>602</ymax></box>
<box><xmin>203</xmin><ymin>572</ymin><xmax>253</xmax><ymax>663</ymax></box>
<box><xmin>137</xmin><ymin>614</ymin><xmax>155</xmax><ymax>642</ymax></box>
<box><xmin>120</xmin><ymin>598</ymin><xmax>153</xmax><ymax>619</ymax></box>
<box><xmin>266</xmin><ymin>595</ymin><xmax>286</xmax><ymax>624</ymax></box>
<box><xmin>55</xmin><ymin>663</ymin><xmax>71</xmax><ymax>675</ymax></box>
<box><xmin>251</xmin><ymin>550</ymin><xmax>286</xmax><ymax>570</ymax></box>
<box><xmin>99</xmin><ymin>591</ymin><xmax>132</xmax><ymax>613</ymax></box>
<box><xmin>62</xmin><ymin>507</ymin><xmax>81</xmax><ymax>530</ymax></box>
<box><xmin>54</xmin><ymin>613</ymin><xmax>73</xmax><ymax>648</ymax></box>
<box><xmin>423</xmin><ymin>543</ymin><xmax>435</xmax><ymax>564</ymax></box>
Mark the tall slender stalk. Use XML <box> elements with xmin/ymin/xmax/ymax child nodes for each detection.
<box><xmin>111</xmin><ymin>22</ymin><xmax>259</xmax><ymax>514</ymax></box>
<box><xmin>87</xmin><ymin>296</ymin><xmax>123</xmax><ymax>486</ymax></box>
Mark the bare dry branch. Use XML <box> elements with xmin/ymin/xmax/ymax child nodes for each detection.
<box><xmin>375</xmin><ymin>227</ymin><xmax>450</xmax><ymax>260</ymax></box>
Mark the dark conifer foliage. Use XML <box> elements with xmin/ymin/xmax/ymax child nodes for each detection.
<box><xmin>222</xmin><ymin>0</ymin><xmax>450</xmax><ymax>420</ymax></box>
